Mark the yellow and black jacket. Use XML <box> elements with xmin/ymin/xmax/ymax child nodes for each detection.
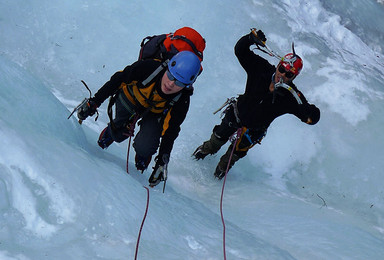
<box><xmin>93</xmin><ymin>59</ymin><xmax>192</xmax><ymax>158</ymax></box>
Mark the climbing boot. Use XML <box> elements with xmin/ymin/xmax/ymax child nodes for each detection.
<box><xmin>98</xmin><ymin>126</ymin><xmax>114</xmax><ymax>149</ymax></box>
<box><xmin>214</xmin><ymin>145</ymin><xmax>242</xmax><ymax>179</ymax></box>
<box><xmin>192</xmin><ymin>133</ymin><xmax>226</xmax><ymax>160</ymax></box>
<box><xmin>135</xmin><ymin>155</ymin><xmax>152</xmax><ymax>173</ymax></box>
<box><xmin>214</xmin><ymin>164</ymin><xmax>227</xmax><ymax>180</ymax></box>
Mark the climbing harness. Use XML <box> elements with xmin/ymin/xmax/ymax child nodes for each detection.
<box><xmin>234</xmin><ymin>127</ymin><xmax>266</xmax><ymax>152</ymax></box>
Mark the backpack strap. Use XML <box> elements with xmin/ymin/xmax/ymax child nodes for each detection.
<box><xmin>142</xmin><ymin>60</ymin><xmax>169</xmax><ymax>86</ymax></box>
<box><xmin>143</xmin><ymin>59</ymin><xmax>184</xmax><ymax>112</ymax></box>
<box><xmin>168</xmin><ymin>92</ymin><xmax>182</xmax><ymax>107</ymax></box>
<box><xmin>107</xmin><ymin>93</ymin><xmax>119</xmax><ymax>130</ymax></box>
<box><xmin>107</xmin><ymin>60</ymin><xmax>174</xmax><ymax>129</ymax></box>
<box><xmin>169</xmin><ymin>34</ymin><xmax>204</xmax><ymax>60</ymax></box>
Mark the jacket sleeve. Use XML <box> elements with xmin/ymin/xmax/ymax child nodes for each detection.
<box><xmin>156</xmin><ymin>93</ymin><xmax>190</xmax><ymax>164</ymax></box>
<box><xmin>92</xmin><ymin>65</ymin><xmax>133</xmax><ymax>107</ymax></box>
<box><xmin>293</xmin><ymin>90</ymin><xmax>321</xmax><ymax>125</ymax></box>
<box><xmin>92</xmin><ymin>60</ymin><xmax>161</xmax><ymax>107</ymax></box>
<box><xmin>297</xmin><ymin>103</ymin><xmax>320</xmax><ymax>125</ymax></box>
<box><xmin>234</xmin><ymin>34</ymin><xmax>272</xmax><ymax>74</ymax></box>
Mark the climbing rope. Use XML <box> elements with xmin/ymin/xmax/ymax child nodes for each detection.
<box><xmin>124</xmin><ymin>114</ymin><xmax>140</xmax><ymax>174</ymax></box>
<box><xmin>220</xmin><ymin>128</ymin><xmax>242</xmax><ymax>260</ymax></box>
<box><xmin>126</xmin><ymin>136</ymin><xmax>132</xmax><ymax>174</ymax></box>
<box><xmin>134</xmin><ymin>186</ymin><xmax>150</xmax><ymax>260</ymax></box>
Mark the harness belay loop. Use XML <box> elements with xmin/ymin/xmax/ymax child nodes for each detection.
<box><xmin>230</xmin><ymin>127</ymin><xmax>242</xmax><ymax>143</ymax></box>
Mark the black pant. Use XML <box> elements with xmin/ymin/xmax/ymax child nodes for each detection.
<box><xmin>110</xmin><ymin>91</ymin><xmax>163</xmax><ymax>160</ymax></box>
<box><xmin>213</xmin><ymin>106</ymin><xmax>240</xmax><ymax>141</ymax></box>
<box><xmin>213</xmin><ymin>106</ymin><xmax>266</xmax><ymax>157</ymax></box>
<box><xmin>133</xmin><ymin>113</ymin><xmax>162</xmax><ymax>159</ymax></box>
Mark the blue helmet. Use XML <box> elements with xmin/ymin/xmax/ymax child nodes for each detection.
<box><xmin>168</xmin><ymin>51</ymin><xmax>201</xmax><ymax>86</ymax></box>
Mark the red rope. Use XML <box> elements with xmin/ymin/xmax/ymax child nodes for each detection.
<box><xmin>126</xmin><ymin>136</ymin><xmax>132</xmax><ymax>174</ymax></box>
<box><xmin>124</xmin><ymin>114</ymin><xmax>140</xmax><ymax>174</ymax></box>
<box><xmin>220</xmin><ymin>128</ymin><xmax>242</xmax><ymax>260</ymax></box>
<box><xmin>134</xmin><ymin>186</ymin><xmax>150</xmax><ymax>260</ymax></box>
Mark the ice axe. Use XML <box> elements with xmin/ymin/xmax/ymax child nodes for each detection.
<box><xmin>67</xmin><ymin>80</ymin><xmax>98</xmax><ymax>124</ymax></box>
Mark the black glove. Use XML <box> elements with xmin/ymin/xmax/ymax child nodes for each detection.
<box><xmin>250</xmin><ymin>28</ymin><xmax>266</xmax><ymax>47</ymax></box>
<box><xmin>77</xmin><ymin>98</ymin><xmax>98</xmax><ymax>121</ymax></box>
<box><xmin>298</xmin><ymin>104</ymin><xmax>320</xmax><ymax>125</ymax></box>
<box><xmin>148</xmin><ymin>154</ymin><xmax>169</xmax><ymax>187</ymax></box>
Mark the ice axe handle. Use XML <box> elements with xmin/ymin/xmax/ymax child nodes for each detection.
<box><xmin>161</xmin><ymin>154</ymin><xmax>169</xmax><ymax>193</ymax></box>
<box><xmin>250</xmin><ymin>28</ymin><xmax>266</xmax><ymax>47</ymax></box>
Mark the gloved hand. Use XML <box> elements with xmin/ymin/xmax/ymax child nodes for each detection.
<box><xmin>77</xmin><ymin>98</ymin><xmax>98</xmax><ymax>121</ymax></box>
<box><xmin>148</xmin><ymin>154</ymin><xmax>169</xmax><ymax>187</ymax></box>
<box><xmin>298</xmin><ymin>104</ymin><xmax>320</xmax><ymax>125</ymax></box>
<box><xmin>250</xmin><ymin>28</ymin><xmax>266</xmax><ymax>47</ymax></box>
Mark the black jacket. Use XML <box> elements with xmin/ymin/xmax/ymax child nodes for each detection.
<box><xmin>92</xmin><ymin>59</ymin><xmax>192</xmax><ymax>159</ymax></box>
<box><xmin>234</xmin><ymin>34</ymin><xmax>320</xmax><ymax>129</ymax></box>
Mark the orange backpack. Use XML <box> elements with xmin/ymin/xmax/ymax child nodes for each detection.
<box><xmin>138</xmin><ymin>27</ymin><xmax>205</xmax><ymax>62</ymax></box>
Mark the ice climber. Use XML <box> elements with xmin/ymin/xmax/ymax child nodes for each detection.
<box><xmin>193</xmin><ymin>29</ymin><xmax>320</xmax><ymax>179</ymax></box>
<box><xmin>77</xmin><ymin>50</ymin><xmax>202</xmax><ymax>187</ymax></box>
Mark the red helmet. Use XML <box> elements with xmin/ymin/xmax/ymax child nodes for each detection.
<box><xmin>279</xmin><ymin>53</ymin><xmax>303</xmax><ymax>77</ymax></box>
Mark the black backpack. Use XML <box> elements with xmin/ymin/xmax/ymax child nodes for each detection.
<box><xmin>138</xmin><ymin>34</ymin><xmax>170</xmax><ymax>61</ymax></box>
